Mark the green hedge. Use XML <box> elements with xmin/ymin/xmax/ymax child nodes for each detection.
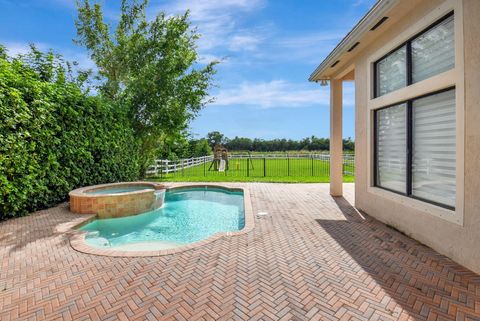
<box><xmin>0</xmin><ymin>52</ymin><xmax>142</xmax><ymax>219</ymax></box>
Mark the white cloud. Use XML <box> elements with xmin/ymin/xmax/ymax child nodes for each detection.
<box><xmin>276</xmin><ymin>31</ymin><xmax>344</xmax><ymax>49</ymax></box>
<box><xmin>243</xmin><ymin>30</ymin><xmax>346</xmax><ymax>65</ymax></box>
<box><xmin>2</xmin><ymin>42</ymin><xmax>49</xmax><ymax>56</ymax></box>
<box><xmin>153</xmin><ymin>0</ymin><xmax>266</xmax><ymax>52</ymax></box>
<box><xmin>212</xmin><ymin>80</ymin><xmax>354</xmax><ymax>109</ymax></box>
<box><xmin>197</xmin><ymin>53</ymin><xmax>225</xmax><ymax>64</ymax></box>
<box><xmin>161</xmin><ymin>0</ymin><xmax>265</xmax><ymax>20</ymax></box>
<box><xmin>228</xmin><ymin>33</ymin><xmax>263</xmax><ymax>52</ymax></box>
<box><xmin>2</xmin><ymin>41</ymin><xmax>95</xmax><ymax>70</ymax></box>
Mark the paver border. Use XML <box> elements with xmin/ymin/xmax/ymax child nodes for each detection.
<box><xmin>69</xmin><ymin>184</ymin><xmax>254</xmax><ymax>257</ymax></box>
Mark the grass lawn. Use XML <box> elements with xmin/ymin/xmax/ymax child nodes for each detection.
<box><xmin>149</xmin><ymin>158</ymin><xmax>355</xmax><ymax>183</ymax></box>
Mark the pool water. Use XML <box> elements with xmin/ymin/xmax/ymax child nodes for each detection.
<box><xmin>86</xmin><ymin>185</ymin><xmax>155</xmax><ymax>195</ymax></box>
<box><xmin>80</xmin><ymin>187</ymin><xmax>245</xmax><ymax>250</ymax></box>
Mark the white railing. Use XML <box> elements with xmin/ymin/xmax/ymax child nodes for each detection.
<box><xmin>343</xmin><ymin>154</ymin><xmax>355</xmax><ymax>175</ymax></box>
<box><xmin>146</xmin><ymin>155</ymin><xmax>214</xmax><ymax>175</ymax></box>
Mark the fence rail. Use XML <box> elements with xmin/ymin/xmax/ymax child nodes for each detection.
<box><xmin>147</xmin><ymin>154</ymin><xmax>355</xmax><ymax>179</ymax></box>
<box><xmin>146</xmin><ymin>155</ymin><xmax>214</xmax><ymax>175</ymax></box>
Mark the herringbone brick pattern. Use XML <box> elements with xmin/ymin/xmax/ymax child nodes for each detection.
<box><xmin>0</xmin><ymin>183</ymin><xmax>479</xmax><ymax>321</ymax></box>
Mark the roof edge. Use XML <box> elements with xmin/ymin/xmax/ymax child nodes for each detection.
<box><xmin>308</xmin><ymin>0</ymin><xmax>401</xmax><ymax>82</ymax></box>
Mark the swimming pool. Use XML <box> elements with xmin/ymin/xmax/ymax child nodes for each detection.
<box><xmin>79</xmin><ymin>187</ymin><xmax>245</xmax><ymax>251</ymax></box>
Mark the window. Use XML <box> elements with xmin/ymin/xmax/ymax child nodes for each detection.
<box><xmin>374</xmin><ymin>88</ymin><xmax>456</xmax><ymax>209</ymax></box>
<box><xmin>375</xmin><ymin>103</ymin><xmax>407</xmax><ymax>193</ymax></box>
<box><xmin>376</xmin><ymin>46</ymin><xmax>407</xmax><ymax>96</ymax></box>
<box><xmin>412</xmin><ymin>90</ymin><xmax>456</xmax><ymax>207</ymax></box>
<box><xmin>374</xmin><ymin>12</ymin><xmax>454</xmax><ymax>97</ymax></box>
<box><xmin>412</xmin><ymin>15</ymin><xmax>454</xmax><ymax>83</ymax></box>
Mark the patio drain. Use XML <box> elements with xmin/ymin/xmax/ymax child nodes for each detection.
<box><xmin>256</xmin><ymin>211</ymin><xmax>270</xmax><ymax>219</ymax></box>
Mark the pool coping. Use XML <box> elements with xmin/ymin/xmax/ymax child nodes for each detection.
<box><xmin>69</xmin><ymin>181</ymin><xmax>166</xmax><ymax>198</ymax></box>
<box><xmin>68</xmin><ymin>184</ymin><xmax>254</xmax><ymax>257</ymax></box>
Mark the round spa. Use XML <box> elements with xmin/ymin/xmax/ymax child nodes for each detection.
<box><xmin>69</xmin><ymin>182</ymin><xmax>166</xmax><ymax>219</ymax></box>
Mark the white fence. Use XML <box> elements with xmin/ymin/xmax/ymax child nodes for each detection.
<box><xmin>147</xmin><ymin>154</ymin><xmax>355</xmax><ymax>176</ymax></box>
<box><xmin>146</xmin><ymin>155</ymin><xmax>214</xmax><ymax>175</ymax></box>
<box><xmin>343</xmin><ymin>154</ymin><xmax>355</xmax><ymax>175</ymax></box>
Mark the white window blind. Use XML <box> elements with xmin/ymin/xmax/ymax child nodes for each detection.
<box><xmin>376</xmin><ymin>103</ymin><xmax>407</xmax><ymax>193</ymax></box>
<box><xmin>412</xmin><ymin>89</ymin><xmax>456</xmax><ymax>207</ymax></box>
<box><xmin>376</xmin><ymin>46</ymin><xmax>407</xmax><ymax>96</ymax></box>
<box><xmin>412</xmin><ymin>15</ymin><xmax>455</xmax><ymax>83</ymax></box>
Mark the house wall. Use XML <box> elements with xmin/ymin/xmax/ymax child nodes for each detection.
<box><xmin>353</xmin><ymin>0</ymin><xmax>480</xmax><ymax>273</ymax></box>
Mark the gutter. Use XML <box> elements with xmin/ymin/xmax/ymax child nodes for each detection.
<box><xmin>308</xmin><ymin>0</ymin><xmax>401</xmax><ymax>82</ymax></box>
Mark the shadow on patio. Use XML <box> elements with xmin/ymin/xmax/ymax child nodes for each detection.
<box><xmin>0</xmin><ymin>203</ymin><xmax>89</xmax><ymax>254</ymax></box>
<box><xmin>316</xmin><ymin>196</ymin><xmax>480</xmax><ymax>321</ymax></box>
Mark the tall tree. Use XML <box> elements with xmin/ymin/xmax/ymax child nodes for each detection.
<box><xmin>206</xmin><ymin>131</ymin><xmax>225</xmax><ymax>148</ymax></box>
<box><xmin>74</xmin><ymin>0</ymin><xmax>217</xmax><ymax>166</ymax></box>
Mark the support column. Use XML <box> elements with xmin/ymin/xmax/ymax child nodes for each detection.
<box><xmin>330</xmin><ymin>79</ymin><xmax>343</xmax><ymax>196</ymax></box>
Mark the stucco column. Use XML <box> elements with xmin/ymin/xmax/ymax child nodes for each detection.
<box><xmin>330</xmin><ymin>79</ymin><xmax>343</xmax><ymax>196</ymax></box>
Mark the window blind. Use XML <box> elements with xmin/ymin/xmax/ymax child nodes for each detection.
<box><xmin>412</xmin><ymin>15</ymin><xmax>455</xmax><ymax>83</ymax></box>
<box><xmin>376</xmin><ymin>103</ymin><xmax>407</xmax><ymax>193</ymax></box>
<box><xmin>412</xmin><ymin>89</ymin><xmax>456</xmax><ymax>207</ymax></box>
<box><xmin>376</xmin><ymin>46</ymin><xmax>407</xmax><ymax>96</ymax></box>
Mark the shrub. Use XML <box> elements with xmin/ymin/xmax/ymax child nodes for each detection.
<box><xmin>0</xmin><ymin>49</ymin><xmax>142</xmax><ymax>219</ymax></box>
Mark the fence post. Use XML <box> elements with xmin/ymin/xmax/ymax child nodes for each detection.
<box><xmin>247</xmin><ymin>157</ymin><xmax>250</xmax><ymax>177</ymax></box>
<box><xmin>263</xmin><ymin>158</ymin><xmax>266</xmax><ymax>177</ymax></box>
<box><xmin>204</xmin><ymin>156</ymin><xmax>206</xmax><ymax>176</ymax></box>
<box><xmin>287</xmin><ymin>154</ymin><xmax>290</xmax><ymax>176</ymax></box>
<box><xmin>311</xmin><ymin>156</ymin><xmax>314</xmax><ymax>176</ymax></box>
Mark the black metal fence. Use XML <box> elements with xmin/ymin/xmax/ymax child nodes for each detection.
<box><xmin>147</xmin><ymin>154</ymin><xmax>355</xmax><ymax>179</ymax></box>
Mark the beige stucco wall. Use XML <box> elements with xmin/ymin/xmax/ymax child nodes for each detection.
<box><xmin>352</xmin><ymin>0</ymin><xmax>480</xmax><ymax>273</ymax></box>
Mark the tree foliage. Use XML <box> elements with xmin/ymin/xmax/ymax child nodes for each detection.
<box><xmin>190</xmin><ymin>139</ymin><xmax>212</xmax><ymax>157</ymax></box>
<box><xmin>0</xmin><ymin>48</ymin><xmax>141</xmax><ymax>219</ymax></box>
<box><xmin>75</xmin><ymin>0</ymin><xmax>217</xmax><ymax>165</ymax></box>
<box><xmin>204</xmin><ymin>132</ymin><xmax>355</xmax><ymax>153</ymax></box>
<box><xmin>206</xmin><ymin>131</ymin><xmax>226</xmax><ymax>148</ymax></box>
<box><xmin>1</xmin><ymin>1</ymin><xmax>217</xmax><ymax>218</ymax></box>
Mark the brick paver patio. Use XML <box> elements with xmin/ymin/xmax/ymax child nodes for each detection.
<box><xmin>0</xmin><ymin>183</ymin><xmax>479</xmax><ymax>321</ymax></box>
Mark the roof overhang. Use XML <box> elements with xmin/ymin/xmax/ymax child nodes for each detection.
<box><xmin>309</xmin><ymin>0</ymin><xmax>402</xmax><ymax>82</ymax></box>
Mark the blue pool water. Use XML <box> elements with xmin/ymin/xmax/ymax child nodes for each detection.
<box><xmin>86</xmin><ymin>185</ymin><xmax>154</xmax><ymax>195</ymax></box>
<box><xmin>80</xmin><ymin>187</ymin><xmax>245</xmax><ymax>250</ymax></box>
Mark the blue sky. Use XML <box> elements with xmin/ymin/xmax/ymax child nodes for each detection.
<box><xmin>0</xmin><ymin>0</ymin><xmax>376</xmax><ymax>140</ymax></box>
